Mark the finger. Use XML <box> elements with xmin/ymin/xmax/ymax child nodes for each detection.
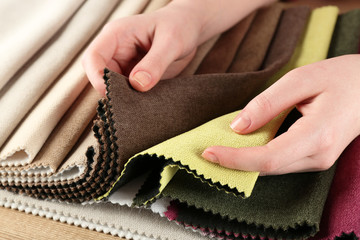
<box><xmin>82</xmin><ymin>26</ymin><xmax>120</xmax><ymax>96</ymax></box>
<box><xmin>162</xmin><ymin>49</ymin><xmax>196</xmax><ymax>79</ymax></box>
<box><xmin>259</xmin><ymin>156</ymin><xmax>319</xmax><ymax>175</ymax></box>
<box><xmin>129</xmin><ymin>28</ymin><xmax>185</xmax><ymax>92</ymax></box>
<box><xmin>230</xmin><ymin>67</ymin><xmax>323</xmax><ymax>134</ymax></box>
<box><xmin>202</xmin><ymin>116</ymin><xmax>320</xmax><ymax>173</ymax></box>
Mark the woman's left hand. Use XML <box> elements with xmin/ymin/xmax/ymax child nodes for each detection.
<box><xmin>202</xmin><ymin>55</ymin><xmax>360</xmax><ymax>175</ymax></box>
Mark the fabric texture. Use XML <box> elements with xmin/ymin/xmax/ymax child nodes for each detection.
<box><xmin>227</xmin><ymin>4</ymin><xmax>282</xmax><ymax>73</ymax></box>
<box><xmin>161</xmin><ymin>6</ymin><xmax>339</xmax><ymax>240</ymax></box>
<box><xmin>0</xmin><ymin>0</ymin><xmax>118</xmax><ymax>147</ymax></box>
<box><xmin>96</xmin><ymin>6</ymin><xmax>310</xmax><ymax>204</ymax></box>
<box><xmin>311</xmin><ymin>136</ymin><xmax>360</xmax><ymax>239</ymax></box>
<box><xmin>0</xmin><ymin>53</ymin><xmax>90</xmax><ymax>166</ymax></box>
<box><xmin>0</xmin><ymin>85</ymin><xmax>100</xmax><ymax>183</ymax></box>
<box><xmin>0</xmin><ymin>190</ymin><xmax>208</xmax><ymax>240</ymax></box>
<box><xmin>178</xmin><ymin>34</ymin><xmax>220</xmax><ymax>77</ymax></box>
<box><xmin>195</xmin><ymin>11</ymin><xmax>256</xmax><ymax>74</ymax></box>
<box><xmin>0</xmin><ymin>0</ymin><xmax>84</xmax><ymax>90</ymax></box>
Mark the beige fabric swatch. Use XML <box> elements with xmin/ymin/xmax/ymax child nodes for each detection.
<box><xmin>30</xmin><ymin>85</ymin><xmax>100</xmax><ymax>172</ymax></box>
<box><xmin>5</xmin><ymin>85</ymin><xmax>99</xmax><ymax>173</ymax></box>
<box><xmin>178</xmin><ymin>34</ymin><xmax>221</xmax><ymax>77</ymax></box>
<box><xmin>0</xmin><ymin>0</ymin><xmax>118</xmax><ymax>147</ymax></box>
<box><xmin>143</xmin><ymin>0</ymin><xmax>170</xmax><ymax>13</ymax></box>
<box><xmin>0</xmin><ymin>0</ymin><xmax>84</xmax><ymax>90</ymax></box>
<box><xmin>0</xmin><ymin>129</ymin><xmax>96</xmax><ymax>184</ymax></box>
<box><xmin>0</xmin><ymin>54</ymin><xmax>89</xmax><ymax>167</ymax></box>
<box><xmin>107</xmin><ymin>0</ymin><xmax>150</xmax><ymax>21</ymax></box>
<box><xmin>0</xmin><ymin>190</ymin><xmax>207</xmax><ymax>240</ymax></box>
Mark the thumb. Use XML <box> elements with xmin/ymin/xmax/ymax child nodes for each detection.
<box><xmin>129</xmin><ymin>33</ymin><xmax>182</xmax><ymax>92</ymax></box>
<box><xmin>230</xmin><ymin>69</ymin><xmax>316</xmax><ymax>134</ymax></box>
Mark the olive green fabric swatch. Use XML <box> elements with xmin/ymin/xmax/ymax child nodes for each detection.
<box><xmin>327</xmin><ymin>9</ymin><xmax>360</xmax><ymax>58</ymax></box>
<box><xmin>166</xmin><ymin>165</ymin><xmax>336</xmax><ymax>239</ymax></box>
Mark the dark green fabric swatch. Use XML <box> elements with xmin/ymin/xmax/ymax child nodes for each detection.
<box><xmin>328</xmin><ymin>9</ymin><xmax>360</xmax><ymax>58</ymax></box>
<box><xmin>164</xmin><ymin>166</ymin><xmax>336</xmax><ymax>239</ymax></box>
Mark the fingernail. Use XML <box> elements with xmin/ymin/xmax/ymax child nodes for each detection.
<box><xmin>202</xmin><ymin>150</ymin><xmax>218</xmax><ymax>163</ymax></box>
<box><xmin>133</xmin><ymin>71</ymin><xmax>152</xmax><ymax>88</ymax></box>
<box><xmin>230</xmin><ymin>113</ymin><xmax>250</xmax><ymax>133</ymax></box>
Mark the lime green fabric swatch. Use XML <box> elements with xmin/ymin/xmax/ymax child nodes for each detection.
<box><xmin>100</xmin><ymin>6</ymin><xmax>338</xmax><ymax>202</ymax></box>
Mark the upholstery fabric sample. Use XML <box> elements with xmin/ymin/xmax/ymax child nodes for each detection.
<box><xmin>310</xmin><ymin>136</ymin><xmax>360</xmax><ymax>239</ymax></box>
<box><xmin>262</xmin><ymin>6</ymin><xmax>339</xmax><ymax>91</ymax></box>
<box><xmin>0</xmin><ymin>0</ymin><xmax>84</xmax><ymax>90</ymax></box>
<box><xmin>195</xmin><ymin>11</ymin><xmax>256</xmax><ymax>74</ymax></box>
<box><xmin>96</xmin><ymin>7</ymin><xmax>310</xmax><ymax>203</ymax></box>
<box><xmin>0</xmin><ymin>0</ymin><xmax>164</xmax><ymax>202</ymax></box>
<box><xmin>161</xmin><ymin>6</ymin><xmax>339</xmax><ymax>240</ymax></box>
<box><xmin>309</xmin><ymin>12</ymin><xmax>360</xmax><ymax>239</ymax></box>
<box><xmin>0</xmin><ymin>85</ymin><xmax>100</xmax><ymax>182</ymax></box>
<box><xmin>0</xmin><ymin>6</ymin><xmax>309</xmax><ymax>203</ymax></box>
<box><xmin>327</xmin><ymin>9</ymin><xmax>360</xmax><ymax>58</ymax></box>
<box><xmin>178</xmin><ymin>34</ymin><xmax>221</xmax><ymax>77</ymax></box>
<box><xmin>227</xmin><ymin>4</ymin><xmax>282</xmax><ymax>73</ymax></box>
<box><xmin>0</xmin><ymin>0</ymin><xmax>118</xmax><ymax>147</ymax></box>
<box><xmin>0</xmin><ymin>53</ymin><xmax>89</xmax><ymax>167</ymax></box>
<box><xmin>0</xmin><ymin>190</ymin><xmax>208</xmax><ymax>240</ymax></box>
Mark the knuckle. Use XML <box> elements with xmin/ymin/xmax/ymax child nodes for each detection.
<box><xmin>259</xmin><ymin>157</ymin><xmax>278</xmax><ymax>173</ymax></box>
<box><xmin>317</xmin><ymin>156</ymin><xmax>335</xmax><ymax>171</ymax></box>
<box><xmin>252</xmin><ymin>93</ymin><xmax>273</xmax><ymax>113</ymax></box>
<box><xmin>317</xmin><ymin>128</ymin><xmax>335</xmax><ymax>152</ymax></box>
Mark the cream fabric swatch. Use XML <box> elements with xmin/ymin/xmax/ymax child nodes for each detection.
<box><xmin>0</xmin><ymin>0</ymin><xmax>84</xmax><ymax>90</ymax></box>
<box><xmin>0</xmin><ymin>54</ymin><xmax>89</xmax><ymax>167</ymax></box>
<box><xmin>0</xmin><ymin>130</ymin><xmax>96</xmax><ymax>184</ymax></box>
<box><xmin>0</xmin><ymin>0</ymin><xmax>118</xmax><ymax>147</ymax></box>
<box><xmin>143</xmin><ymin>0</ymin><xmax>170</xmax><ymax>13</ymax></box>
<box><xmin>0</xmin><ymin>190</ymin><xmax>208</xmax><ymax>240</ymax></box>
<box><xmin>0</xmin><ymin>85</ymin><xmax>99</xmax><ymax>180</ymax></box>
<box><xmin>178</xmin><ymin>35</ymin><xmax>221</xmax><ymax>77</ymax></box>
<box><xmin>107</xmin><ymin>0</ymin><xmax>150</xmax><ymax>21</ymax></box>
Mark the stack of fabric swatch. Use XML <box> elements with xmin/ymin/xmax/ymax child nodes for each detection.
<box><xmin>0</xmin><ymin>0</ymin><xmax>360</xmax><ymax>239</ymax></box>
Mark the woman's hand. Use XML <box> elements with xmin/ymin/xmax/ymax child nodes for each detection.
<box><xmin>202</xmin><ymin>55</ymin><xmax>360</xmax><ymax>175</ymax></box>
<box><xmin>82</xmin><ymin>3</ymin><xmax>202</xmax><ymax>95</ymax></box>
<box><xmin>82</xmin><ymin>0</ymin><xmax>275</xmax><ymax>95</ymax></box>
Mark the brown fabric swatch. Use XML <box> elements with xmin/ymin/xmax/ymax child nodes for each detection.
<box><xmin>195</xmin><ymin>11</ymin><xmax>256</xmax><ymax>74</ymax></box>
<box><xmin>0</xmin><ymin>6</ymin><xmax>309</xmax><ymax>202</ymax></box>
<box><xmin>227</xmin><ymin>4</ymin><xmax>282</xmax><ymax>73</ymax></box>
<box><xmin>178</xmin><ymin>34</ymin><xmax>220</xmax><ymax>77</ymax></box>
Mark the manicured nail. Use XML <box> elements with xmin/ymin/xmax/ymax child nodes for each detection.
<box><xmin>133</xmin><ymin>71</ymin><xmax>152</xmax><ymax>88</ymax></box>
<box><xmin>230</xmin><ymin>113</ymin><xmax>250</xmax><ymax>133</ymax></box>
<box><xmin>202</xmin><ymin>150</ymin><xmax>218</xmax><ymax>163</ymax></box>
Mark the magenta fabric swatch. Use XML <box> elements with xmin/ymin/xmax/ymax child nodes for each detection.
<box><xmin>310</xmin><ymin>136</ymin><xmax>360</xmax><ymax>239</ymax></box>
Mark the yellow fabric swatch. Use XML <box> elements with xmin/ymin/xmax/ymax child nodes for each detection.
<box><xmin>101</xmin><ymin>6</ymin><xmax>339</xmax><ymax>201</ymax></box>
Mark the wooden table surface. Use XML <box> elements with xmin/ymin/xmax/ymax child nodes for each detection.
<box><xmin>1</xmin><ymin>1</ymin><xmax>359</xmax><ymax>239</ymax></box>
